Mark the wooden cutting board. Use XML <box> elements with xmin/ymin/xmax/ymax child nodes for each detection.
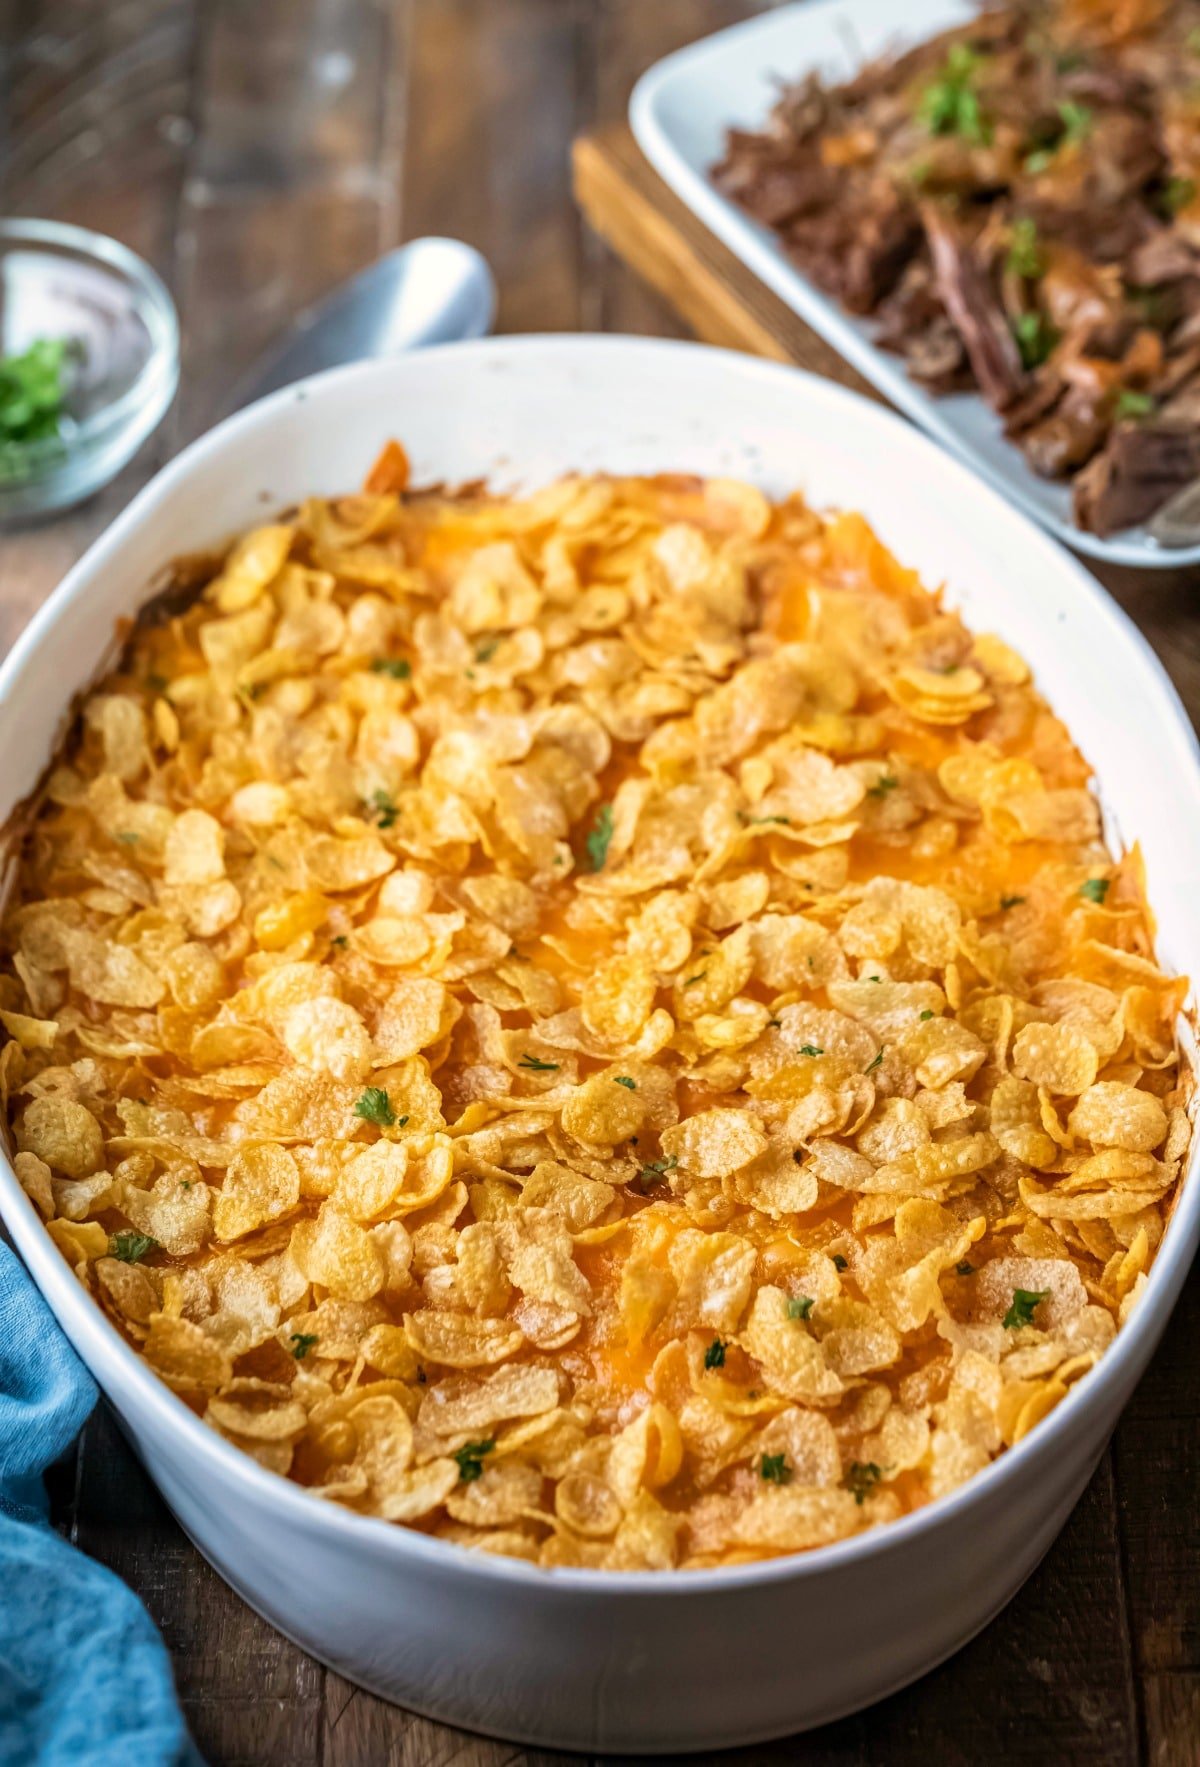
<box><xmin>573</xmin><ymin>123</ymin><xmax>879</xmax><ymax>393</ymax></box>
<box><xmin>571</xmin><ymin>122</ymin><xmax>1199</xmax><ymax>622</ymax></box>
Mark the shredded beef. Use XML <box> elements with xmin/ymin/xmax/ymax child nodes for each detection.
<box><xmin>714</xmin><ymin>0</ymin><xmax>1200</xmax><ymax>536</ymax></box>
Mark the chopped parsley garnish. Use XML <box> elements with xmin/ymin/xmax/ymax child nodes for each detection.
<box><xmin>1056</xmin><ymin>98</ymin><xmax>1093</xmax><ymax>147</ymax></box>
<box><xmin>1011</xmin><ymin>310</ymin><xmax>1057</xmax><ymax>370</ymax></box>
<box><xmin>1114</xmin><ymin>389</ymin><xmax>1156</xmax><ymax>422</ymax></box>
<box><xmin>868</xmin><ymin>975</ymin><xmax>882</xmax><ymax>983</ymax></box>
<box><xmin>518</xmin><ymin>1052</ymin><xmax>559</xmax><ymax>1072</ymax></box>
<box><xmin>453</xmin><ymin>1439</ymin><xmax>496</xmax><ymax>1483</ymax></box>
<box><xmin>1006</xmin><ymin>217</ymin><xmax>1044</xmax><ymax>280</ymax></box>
<box><xmin>1078</xmin><ymin>877</ymin><xmax>1110</xmax><ymax>904</ymax></box>
<box><xmin>919</xmin><ymin>43</ymin><xmax>990</xmax><ymax>143</ymax></box>
<box><xmin>1004</xmin><ymin>1287</ymin><xmax>1050</xmax><ymax>1329</ymax></box>
<box><xmin>867</xmin><ymin>775</ymin><xmax>899</xmax><ymax>798</ymax></box>
<box><xmin>1054</xmin><ymin>47</ymin><xmax>1087</xmax><ymax>73</ymax></box>
<box><xmin>0</xmin><ymin>338</ymin><xmax>72</xmax><ymax>454</ymax></box>
<box><xmin>833</xmin><ymin>1254</ymin><xmax>848</xmax><ymax>1271</ymax></box>
<box><xmin>109</xmin><ymin>1230</ymin><xmax>156</xmax><ymax>1263</ymax></box>
<box><xmin>587</xmin><ymin>803</ymin><xmax>614</xmax><ymax>872</ymax></box>
<box><xmin>474</xmin><ymin>637</ymin><xmax>500</xmax><ymax>663</ymax></box>
<box><xmin>760</xmin><ymin>1452</ymin><xmax>792</xmax><ymax>1485</ymax></box>
<box><xmin>330</xmin><ymin>934</ymin><xmax>348</xmax><ymax>948</ymax></box>
<box><xmin>704</xmin><ymin>1337</ymin><xmax>727</xmax><ymax>1370</ymax></box>
<box><xmin>367</xmin><ymin>788</ymin><xmax>398</xmax><ymax>829</ymax></box>
<box><xmin>290</xmin><ymin>1332</ymin><xmax>319</xmax><ymax>1360</ymax></box>
<box><xmin>787</xmin><ymin>1295</ymin><xmax>816</xmax><ymax>1321</ymax></box>
<box><xmin>371</xmin><ymin>656</ymin><xmax>411</xmax><ymax>679</ymax></box>
<box><xmin>799</xmin><ymin>1044</ymin><xmax>824</xmax><ymax>1057</ymax></box>
<box><xmin>613</xmin><ymin>1075</ymin><xmax>637</xmax><ymax>1090</ymax></box>
<box><xmin>919</xmin><ymin>1009</ymin><xmax>934</xmax><ymax>1021</ymax></box>
<box><xmin>844</xmin><ymin>1461</ymin><xmax>883</xmax><ymax>1505</ymax></box>
<box><xmin>683</xmin><ymin>972</ymin><xmax>707</xmax><ymax>988</ymax></box>
<box><xmin>1000</xmin><ymin>894</ymin><xmax>1026</xmax><ymax>910</ymax></box>
<box><xmin>865</xmin><ymin>1048</ymin><xmax>884</xmax><ymax>1073</ymax></box>
<box><xmin>354</xmin><ymin>1086</ymin><xmax>396</xmax><ymax>1127</ymax></box>
<box><xmin>1023</xmin><ymin>146</ymin><xmax>1055</xmax><ymax>176</ymax></box>
<box><xmin>638</xmin><ymin>1154</ymin><xmax>677</xmax><ymax>1189</ymax></box>
<box><xmin>956</xmin><ymin>1260</ymin><xmax>976</xmax><ymax>1276</ymax></box>
<box><xmin>738</xmin><ymin>812</ymin><xmax>791</xmax><ymax>827</ymax></box>
<box><xmin>1163</xmin><ymin>175</ymin><xmax>1197</xmax><ymax>215</ymax></box>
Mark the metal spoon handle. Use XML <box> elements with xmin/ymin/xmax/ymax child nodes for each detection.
<box><xmin>222</xmin><ymin>237</ymin><xmax>495</xmax><ymax>417</ymax></box>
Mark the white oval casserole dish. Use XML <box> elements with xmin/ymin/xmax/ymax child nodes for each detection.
<box><xmin>0</xmin><ymin>337</ymin><xmax>1196</xmax><ymax>1753</ymax></box>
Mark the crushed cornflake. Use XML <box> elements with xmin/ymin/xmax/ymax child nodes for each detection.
<box><xmin>1</xmin><ymin>451</ymin><xmax>1190</xmax><ymax>1572</ymax></box>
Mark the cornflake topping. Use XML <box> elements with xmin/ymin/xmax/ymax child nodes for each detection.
<box><xmin>1</xmin><ymin>445</ymin><xmax>1188</xmax><ymax>1573</ymax></box>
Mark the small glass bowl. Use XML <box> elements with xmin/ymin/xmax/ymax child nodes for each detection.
<box><xmin>0</xmin><ymin>219</ymin><xmax>179</xmax><ymax>523</ymax></box>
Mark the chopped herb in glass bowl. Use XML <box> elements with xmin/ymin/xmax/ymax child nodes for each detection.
<box><xmin>0</xmin><ymin>219</ymin><xmax>178</xmax><ymax>521</ymax></box>
<box><xmin>0</xmin><ymin>338</ymin><xmax>80</xmax><ymax>483</ymax></box>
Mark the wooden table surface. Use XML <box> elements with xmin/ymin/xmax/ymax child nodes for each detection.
<box><xmin>3</xmin><ymin>3</ymin><xmax>1198</xmax><ymax>1763</ymax></box>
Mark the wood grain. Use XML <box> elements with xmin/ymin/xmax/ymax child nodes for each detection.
<box><xmin>171</xmin><ymin>0</ymin><xmax>407</xmax><ymax>439</ymax></box>
<box><xmin>574</xmin><ymin>128</ymin><xmax>874</xmax><ymax>386</ymax></box>
<box><xmin>587</xmin><ymin>0</ymin><xmax>785</xmax><ymax>336</ymax></box>
<box><xmin>0</xmin><ymin>0</ymin><xmax>200</xmax><ymax>649</ymax></box>
<box><xmin>2</xmin><ymin>3</ymin><xmax>1197</xmax><ymax>1763</ymax></box>
<box><xmin>402</xmin><ymin>0</ymin><xmax>596</xmax><ymax>335</ymax></box>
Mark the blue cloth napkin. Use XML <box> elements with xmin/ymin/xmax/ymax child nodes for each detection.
<box><xmin>0</xmin><ymin>1240</ymin><xmax>198</xmax><ymax>1767</ymax></box>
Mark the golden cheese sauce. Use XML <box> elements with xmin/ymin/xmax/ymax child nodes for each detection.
<box><xmin>0</xmin><ymin>449</ymin><xmax>1189</xmax><ymax>1569</ymax></box>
